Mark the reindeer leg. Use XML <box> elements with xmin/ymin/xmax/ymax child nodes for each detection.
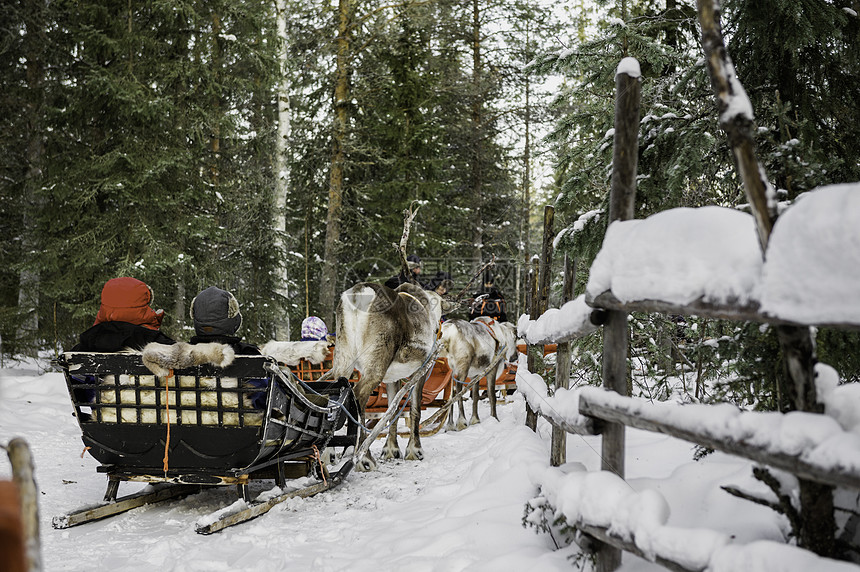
<box><xmin>469</xmin><ymin>380</ymin><xmax>481</xmax><ymax>426</ymax></box>
<box><xmin>489</xmin><ymin>365</ymin><xmax>499</xmax><ymax>420</ymax></box>
<box><xmin>455</xmin><ymin>381</ymin><xmax>469</xmax><ymax>431</ymax></box>
<box><xmin>405</xmin><ymin>374</ymin><xmax>425</xmax><ymax>461</ymax></box>
<box><xmin>381</xmin><ymin>380</ymin><xmax>402</xmax><ymax>460</ymax></box>
<box><xmin>444</xmin><ymin>376</ymin><xmax>460</xmax><ymax>432</ymax></box>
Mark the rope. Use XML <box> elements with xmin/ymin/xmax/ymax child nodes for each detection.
<box><xmin>162</xmin><ymin>369</ymin><xmax>174</xmax><ymax>476</ymax></box>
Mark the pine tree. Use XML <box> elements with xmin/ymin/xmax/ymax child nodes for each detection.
<box><xmin>3</xmin><ymin>0</ymin><xmax>284</xmax><ymax>351</ymax></box>
<box><xmin>725</xmin><ymin>0</ymin><xmax>860</xmax><ymax>194</ymax></box>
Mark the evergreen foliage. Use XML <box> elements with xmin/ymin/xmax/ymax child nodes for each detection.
<box><xmin>1</xmin><ymin>0</ymin><xmax>283</xmax><ymax>353</ymax></box>
<box><xmin>539</xmin><ymin>0</ymin><xmax>860</xmax><ymax>406</ymax></box>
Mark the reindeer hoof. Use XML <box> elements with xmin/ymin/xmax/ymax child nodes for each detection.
<box><xmin>405</xmin><ymin>448</ymin><xmax>424</xmax><ymax>461</ymax></box>
<box><xmin>469</xmin><ymin>416</ymin><xmax>481</xmax><ymax>426</ymax></box>
<box><xmin>455</xmin><ymin>420</ymin><xmax>468</xmax><ymax>431</ymax></box>
<box><xmin>381</xmin><ymin>447</ymin><xmax>402</xmax><ymax>461</ymax></box>
<box><xmin>355</xmin><ymin>455</ymin><xmax>377</xmax><ymax>472</ymax></box>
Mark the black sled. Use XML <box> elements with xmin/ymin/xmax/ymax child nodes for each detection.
<box><xmin>53</xmin><ymin>351</ymin><xmax>359</xmax><ymax>533</ymax></box>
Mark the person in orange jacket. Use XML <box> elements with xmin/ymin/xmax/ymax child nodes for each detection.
<box><xmin>72</xmin><ymin>277</ymin><xmax>175</xmax><ymax>352</ymax></box>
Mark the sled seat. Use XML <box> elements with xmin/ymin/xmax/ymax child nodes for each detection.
<box><xmin>364</xmin><ymin>357</ymin><xmax>453</xmax><ymax>414</ymax></box>
<box><xmin>57</xmin><ymin>352</ymin><xmax>356</xmax><ymax>479</ymax></box>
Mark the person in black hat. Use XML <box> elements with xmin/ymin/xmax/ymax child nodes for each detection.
<box><xmin>189</xmin><ymin>286</ymin><xmax>260</xmax><ymax>355</ymax></box>
<box><xmin>427</xmin><ymin>271</ymin><xmax>454</xmax><ymax>297</ymax></box>
<box><xmin>468</xmin><ymin>273</ymin><xmax>507</xmax><ymax>322</ymax></box>
<box><xmin>384</xmin><ymin>254</ymin><xmax>427</xmax><ymax>289</ymax></box>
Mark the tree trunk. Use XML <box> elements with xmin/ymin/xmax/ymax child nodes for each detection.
<box><xmin>16</xmin><ymin>0</ymin><xmax>48</xmax><ymax>352</ymax></box>
<box><xmin>320</xmin><ymin>0</ymin><xmax>351</xmax><ymax>327</ymax></box>
<box><xmin>274</xmin><ymin>0</ymin><xmax>292</xmax><ymax>340</ymax></box>
<box><xmin>518</xmin><ymin>21</ymin><xmax>532</xmax><ymax>318</ymax></box>
<box><xmin>470</xmin><ymin>0</ymin><xmax>484</xmax><ymax>271</ymax></box>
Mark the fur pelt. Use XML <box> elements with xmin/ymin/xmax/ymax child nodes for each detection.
<box><xmin>141</xmin><ymin>342</ymin><xmax>235</xmax><ymax>376</ymax></box>
<box><xmin>260</xmin><ymin>340</ymin><xmax>330</xmax><ymax>366</ymax></box>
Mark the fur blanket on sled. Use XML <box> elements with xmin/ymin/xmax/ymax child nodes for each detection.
<box><xmin>140</xmin><ymin>342</ymin><xmax>235</xmax><ymax>377</ymax></box>
<box><xmin>259</xmin><ymin>340</ymin><xmax>330</xmax><ymax>366</ymax></box>
<box><xmin>138</xmin><ymin>339</ymin><xmax>331</xmax><ymax>376</ymax></box>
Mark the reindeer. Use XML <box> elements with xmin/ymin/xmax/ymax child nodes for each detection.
<box><xmin>440</xmin><ymin>316</ymin><xmax>517</xmax><ymax>430</ymax></box>
<box><xmin>332</xmin><ymin>281</ymin><xmax>444</xmax><ymax>471</ymax></box>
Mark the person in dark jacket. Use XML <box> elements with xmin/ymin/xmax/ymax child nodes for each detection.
<box><xmin>427</xmin><ymin>271</ymin><xmax>454</xmax><ymax>296</ymax></box>
<box><xmin>189</xmin><ymin>286</ymin><xmax>267</xmax><ymax>408</ymax></box>
<box><xmin>73</xmin><ymin>277</ymin><xmax>175</xmax><ymax>352</ymax></box>
<box><xmin>468</xmin><ymin>274</ymin><xmax>508</xmax><ymax>322</ymax></box>
<box><xmin>71</xmin><ymin>277</ymin><xmax>175</xmax><ymax>409</ymax></box>
<box><xmin>384</xmin><ymin>254</ymin><xmax>427</xmax><ymax>289</ymax></box>
<box><xmin>188</xmin><ymin>286</ymin><xmax>260</xmax><ymax>356</ymax></box>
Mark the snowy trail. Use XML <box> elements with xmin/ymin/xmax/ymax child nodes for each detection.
<box><xmin>1</xmin><ymin>367</ymin><xmax>574</xmax><ymax>572</ymax></box>
<box><xmin>1</xmin><ymin>364</ymin><xmax>796</xmax><ymax>571</ymax></box>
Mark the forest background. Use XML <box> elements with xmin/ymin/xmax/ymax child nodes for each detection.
<box><xmin>2</xmin><ymin>0</ymin><xmax>859</xmax><ymax>411</ymax></box>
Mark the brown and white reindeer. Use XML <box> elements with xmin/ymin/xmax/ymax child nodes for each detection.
<box><xmin>331</xmin><ymin>281</ymin><xmax>445</xmax><ymax>471</ymax></box>
<box><xmin>440</xmin><ymin>316</ymin><xmax>517</xmax><ymax>430</ymax></box>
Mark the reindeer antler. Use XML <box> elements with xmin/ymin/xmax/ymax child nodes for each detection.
<box><xmin>449</xmin><ymin>256</ymin><xmax>497</xmax><ymax>305</ymax></box>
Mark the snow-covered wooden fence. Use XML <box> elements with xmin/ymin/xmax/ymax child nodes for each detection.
<box><xmin>515</xmin><ymin>2</ymin><xmax>860</xmax><ymax>570</ymax></box>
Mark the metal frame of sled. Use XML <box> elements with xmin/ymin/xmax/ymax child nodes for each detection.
<box><xmin>54</xmin><ymin>352</ymin><xmax>360</xmax><ymax>533</ymax></box>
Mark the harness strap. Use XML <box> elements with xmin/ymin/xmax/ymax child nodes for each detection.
<box><xmin>477</xmin><ymin>319</ymin><xmax>500</xmax><ymax>351</ymax></box>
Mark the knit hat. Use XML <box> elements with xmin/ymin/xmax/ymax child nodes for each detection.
<box><xmin>191</xmin><ymin>286</ymin><xmax>242</xmax><ymax>336</ymax></box>
<box><xmin>406</xmin><ymin>254</ymin><xmax>422</xmax><ymax>271</ymax></box>
<box><xmin>94</xmin><ymin>277</ymin><xmax>163</xmax><ymax>330</ymax></box>
<box><xmin>300</xmin><ymin>316</ymin><xmax>328</xmax><ymax>341</ymax></box>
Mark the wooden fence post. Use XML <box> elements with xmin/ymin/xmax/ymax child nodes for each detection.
<box><xmin>6</xmin><ymin>438</ymin><xmax>41</xmax><ymax>572</ymax></box>
<box><xmin>551</xmin><ymin>254</ymin><xmax>575</xmax><ymax>466</ymax></box>
<box><xmin>537</xmin><ymin>206</ymin><xmax>555</xmax><ymax>316</ymax></box>
<box><xmin>526</xmin><ymin>206</ymin><xmax>554</xmax><ymax>431</ymax></box>
<box><xmin>596</xmin><ymin>58</ymin><xmax>640</xmax><ymax>572</ymax></box>
<box><xmin>525</xmin><ymin>256</ymin><xmax>540</xmax><ymax>431</ymax></box>
<box><xmin>696</xmin><ymin>0</ymin><xmax>834</xmax><ymax>556</ymax></box>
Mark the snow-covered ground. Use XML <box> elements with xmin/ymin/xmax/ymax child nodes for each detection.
<box><xmin>5</xmin><ymin>358</ymin><xmax>854</xmax><ymax>571</ymax></box>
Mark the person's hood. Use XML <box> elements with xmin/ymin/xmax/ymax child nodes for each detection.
<box><xmin>94</xmin><ymin>277</ymin><xmax>163</xmax><ymax>330</ymax></box>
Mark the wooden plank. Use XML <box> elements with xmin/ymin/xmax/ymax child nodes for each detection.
<box><xmin>578</xmin><ymin>394</ymin><xmax>860</xmax><ymax>491</ymax></box>
<box><xmin>525</xmin><ymin>256</ymin><xmax>540</xmax><ymax>431</ymax></box>
<box><xmin>544</xmin><ymin>415</ymin><xmax>602</xmax><ymax>437</ymax></box>
<box><xmin>52</xmin><ymin>484</ymin><xmax>200</xmax><ymax>529</ymax></box>
<box><xmin>537</xmin><ymin>206</ymin><xmax>555</xmax><ymax>316</ymax></box>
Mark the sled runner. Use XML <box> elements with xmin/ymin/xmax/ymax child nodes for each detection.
<box><xmin>53</xmin><ymin>351</ymin><xmax>359</xmax><ymax>534</ymax></box>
